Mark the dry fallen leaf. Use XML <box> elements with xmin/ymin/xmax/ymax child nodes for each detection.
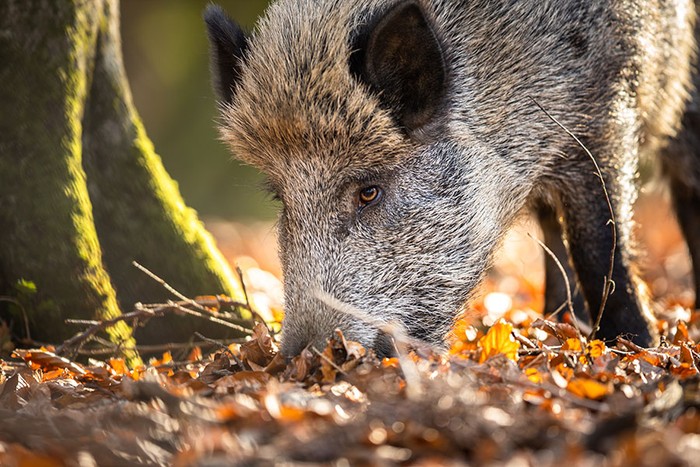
<box><xmin>478</xmin><ymin>320</ymin><xmax>520</xmax><ymax>363</ymax></box>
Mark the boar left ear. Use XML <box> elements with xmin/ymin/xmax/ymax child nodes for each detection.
<box><xmin>351</xmin><ymin>1</ymin><xmax>446</xmax><ymax>132</ymax></box>
<box><xmin>204</xmin><ymin>4</ymin><xmax>249</xmax><ymax>105</ymax></box>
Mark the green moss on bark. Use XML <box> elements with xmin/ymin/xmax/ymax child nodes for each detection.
<box><xmin>0</xmin><ymin>0</ymin><xmax>244</xmax><ymax>354</ymax></box>
<box><xmin>0</xmin><ymin>1</ymin><xmax>133</xmax><ymax>351</ymax></box>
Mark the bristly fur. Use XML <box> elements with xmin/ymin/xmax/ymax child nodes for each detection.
<box><xmin>206</xmin><ymin>0</ymin><xmax>700</xmax><ymax>356</ymax></box>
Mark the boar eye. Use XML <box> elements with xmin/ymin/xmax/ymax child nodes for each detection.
<box><xmin>357</xmin><ymin>186</ymin><xmax>383</xmax><ymax>209</ymax></box>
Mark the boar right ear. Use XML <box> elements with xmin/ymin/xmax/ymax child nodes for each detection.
<box><xmin>204</xmin><ymin>4</ymin><xmax>249</xmax><ymax>105</ymax></box>
<box><xmin>351</xmin><ymin>1</ymin><xmax>446</xmax><ymax>132</ymax></box>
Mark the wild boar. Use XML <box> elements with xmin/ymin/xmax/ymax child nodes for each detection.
<box><xmin>205</xmin><ymin>0</ymin><xmax>699</xmax><ymax>356</ymax></box>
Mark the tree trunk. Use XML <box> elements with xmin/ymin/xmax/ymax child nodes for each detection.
<box><xmin>0</xmin><ymin>0</ymin><xmax>244</xmax><ymax>353</ymax></box>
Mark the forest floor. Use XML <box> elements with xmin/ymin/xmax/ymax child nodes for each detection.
<box><xmin>1</xmin><ymin>193</ymin><xmax>699</xmax><ymax>466</ymax></box>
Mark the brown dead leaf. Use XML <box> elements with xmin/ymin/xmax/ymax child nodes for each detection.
<box><xmin>213</xmin><ymin>371</ymin><xmax>271</xmax><ymax>392</ymax></box>
<box><xmin>199</xmin><ymin>353</ymin><xmax>233</xmax><ymax>385</ymax></box>
<box><xmin>286</xmin><ymin>348</ymin><xmax>315</xmax><ymax>382</ymax></box>
<box><xmin>263</xmin><ymin>352</ymin><xmax>287</xmax><ymax>375</ymax></box>
<box><xmin>0</xmin><ymin>370</ymin><xmax>38</xmax><ymax>410</ymax></box>
<box><xmin>321</xmin><ymin>345</ymin><xmax>338</xmax><ymax>383</ymax></box>
<box><xmin>240</xmin><ymin>323</ymin><xmax>276</xmax><ymax>367</ymax></box>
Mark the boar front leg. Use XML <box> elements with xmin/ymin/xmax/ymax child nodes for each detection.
<box><xmin>535</xmin><ymin>202</ymin><xmax>589</xmax><ymax>326</ymax></box>
<box><xmin>559</xmin><ymin>169</ymin><xmax>657</xmax><ymax>347</ymax></box>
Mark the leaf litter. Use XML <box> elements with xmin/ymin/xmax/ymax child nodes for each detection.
<box><xmin>1</xmin><ymin>299</ymin><xmax>699</xmax><ymax>466</ymax></box>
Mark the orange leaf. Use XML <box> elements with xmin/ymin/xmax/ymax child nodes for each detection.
<box><xmin>149</xmin><ymin>351</ymin><xmax>173</xmax><ymax>368</ymax></box>
<box><xmin>673</xmin><ymin>321</ymin><xmax>690</xmax><ymax>345</ymax></box>
<box><xmin>562</xmin><ymin>338</ymin><xmax>582</xmax><ymax>352</ymax></box>
<box><xmin>567</xmin><ymin>378</ymin><xmax>610</xmax><ymax>400</ymax></box>
<box><xmin>187</xmin><ymin>347</ymin><xmax>203</xmax><ymax>362</ymax></box>
<box><xmin>478</xmin><ymin>320</ymin><xmax>520</xmax><ymax>363</ymax></box>
<box><xmin>108</xmin><ymin>358</ymin><xmax>129</xmax><ymax>376</ymax></box>
<box><xmin>587</xmin><ymin>340</ymin><xmax>606</xmax><ymax>358</ymax></box>
<box><xmin>670</xmin><ymin>362</ymin><xmax>698</xmax><ymax>379</ymax></box>
<box><xmin>41</xmin><ymin>369</ymin><xmax>67</xmax><ymax>382</ymax></box>
<box><xmin>680</xmin><ymin>343</ymin><xmax>695</xmax><ymax>365</ymax></box>
<box><xmin>382</xmin><ymin>357</ymin><xmax>399</xmax><ymax>368</ymax></box>
<box><xmin>525</xmin><ymin>368</ymin><xmax>544</xmax><ymax>384</ymax></box>
<box><xmin>194</xmin><ymin>295</ymin><xmax>221</xmax><ymax>311</ymax></box>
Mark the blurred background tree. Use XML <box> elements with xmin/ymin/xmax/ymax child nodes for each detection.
<box><xmin>0</xmin><ymin>1</ymin><xmax>276</xmax><ymax>356</ymax></box>
<box><xmin>121</xmin><ymin>0</ymin><xmax>274</xmax><ymax>220</ymax></box>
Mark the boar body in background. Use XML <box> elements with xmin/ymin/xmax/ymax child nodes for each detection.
<box><xmin>205</xmin><ymin>0</ymin><xmax>700</xmax><ymax>356</ymax></box>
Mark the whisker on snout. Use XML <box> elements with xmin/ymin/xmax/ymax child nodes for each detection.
<box><xmin>312</xmin><ymin>288</ymin><xmax>443</xmax><ymax>354</ymax></box>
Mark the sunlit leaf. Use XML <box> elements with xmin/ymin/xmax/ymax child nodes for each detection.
<box><xmin>108</xmin><ymin>358</ymin><xmax>129</xmax><ymax>376</ymax></box>
<box><xmin>673</xmin><ymin>321</ymin><xmax>690</xmax><ymax>345</ymax></box>
<box><xmin>525</xmin><ymin>368</ymin><xmax>544</xmax><ymax>384</ymax></box>
<box><xmin>567</xmin><ymin>378</ymin><xmax>610</xmax><ymax>400</ymax></box>
<box><xmin>478</xmin><ymin>320</ymin><xmax>520</xmax><ymax>363</ymax></box>
<box><xmin>587</xmin><ymin>340</ymin><xmax>606</xmax><ymax>358</ymax></box>
<box><xmin>562</xmin><ymin>338</ymin><xmax>582</xmax><ymax>352</ymax></box>
<box><xmin>12</xmin><ymin>349</ymin><xmax>86</xmax><ymax>376</ymax></box>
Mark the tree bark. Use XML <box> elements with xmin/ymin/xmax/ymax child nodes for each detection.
<box><xmin>0</xmin><ymin>0</ymin><xmax>244</xmax><ymax>352</ymax></box>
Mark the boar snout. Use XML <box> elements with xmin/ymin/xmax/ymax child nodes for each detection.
<box><xmin>280</xmin><ymin>295</ymin><xmax>390</xmax><ymax>358</ymax></box>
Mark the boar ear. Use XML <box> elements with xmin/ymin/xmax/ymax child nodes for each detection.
<box><xmin>204</xmin><ymin>4</ymin><xmax>249</xmax><ymax>105</ymax></box>
<box><xmin>351</xmin><ymin>1</ymin><xmax>446</xmax><ymax>131</ymax></box>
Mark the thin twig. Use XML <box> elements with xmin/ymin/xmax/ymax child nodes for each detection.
<box><xmin>312</xmin><ymin>346</ymin><xmax>347</xmax><ymax>376</ymax></box>
<box><xmin>528</xmin><ymin>233</ymin><xmax>579</xmax><ymax>334</ymax></box>
<box><xmin>546</xmin><ymin>301</ymin><xmax>569</xmax><ymax>322</ymax></box>
<box><xmin>137</xmin><ymin>300</ymin><xmax>258</xmax><ymax>328</ymax></box>
<box><xmin>194</xmin><ymin>331</ymin><xmax>246</xmax><ymax>368</ymax></box>
<box><xmin>193</xmin><ymin>332</ymin><xmax>232</xmax><ymax>353</ymax></box>
<box><xmin>531</xmin><ymin>99</ymin><xmax>617</xmax><ymax>341</ymax></box>
<box><xmin>56</xmin><ymin>300</ymin><xmax>253</xmax><ymax>357</ymax></box>
<box><xmin>55</xmin><ymin>307</ymin><xmax>156</xmax><ymax>355</ymax></box>
<box><xmin>132</xmin><ymin>261</ymin><xmax>209</xmax><ymax>313</ymax></box>
<box><xmin>234</xmin><ymin>265</ymin><xmax>274</xmax><ymax>334</ymax></box>
<box><xmin>65</xmin><ymin>319</ymin><xmax>101</xmax><ymax>326</ymax></box>
<box><xmin>169</xmin><ymin>301</ymin><xmax>253</xmax><ymax>335</ymax></box>
<box><xmin>236</xmin><ymin>265</ymin><xmax>251</xmax><ymax>308</ymax></box>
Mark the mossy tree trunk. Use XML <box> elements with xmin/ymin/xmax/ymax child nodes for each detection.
<box><xmin>0</xmin><ymin>0</ymin><xmax>244</xmax><ymax>352</ymax></box>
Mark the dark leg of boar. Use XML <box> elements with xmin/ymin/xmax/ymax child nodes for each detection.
<box><xmin>560</xmin><ymin>169</ymin><xmax>656</xmax><ymax>347</ymax></box>
<box><xmin>664</xmin><ymin>105</ymin><xmax>700</xmax><ymax>309</ymax></box>
<box><xmin>536</xmin><ymin>202</ymin><xmax>589</xmax><ymax>325</ymax></box>
<box><xmin>670</xmin><ymin>178</ymin><xmax>700</xmax><ymax>306</ymax></box>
